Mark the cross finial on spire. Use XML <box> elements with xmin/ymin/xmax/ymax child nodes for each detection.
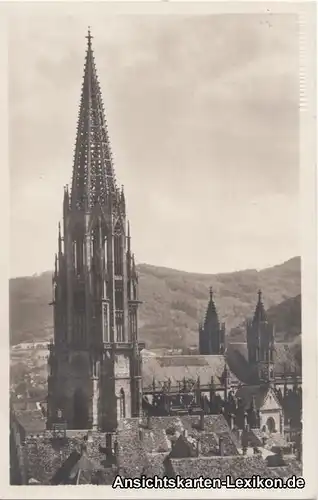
<box><xmin>209</xmin><ymin>286</ymin><xmax>213</xmax><ymax>300</ymax></box>
<box><xmin>86</xmin><ymin>26</ymin><xmax>93</xmax><ymax>47</ymax></box>
<box><xmin>257</xmin><ymin>289</ymin><xmax>262</xmax><ymax>302</ymax></box>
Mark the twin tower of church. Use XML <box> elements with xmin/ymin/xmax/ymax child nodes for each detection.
<box><xmin>199</xmin><ymin>288</ymin><xmax>275</xmax><ymax>382</ymax></box>
<box><xmin>47</xmin><ymin>31</ymin><xmax>275</xmax><ymax>432</ymax></box>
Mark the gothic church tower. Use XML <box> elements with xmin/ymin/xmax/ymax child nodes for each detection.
<box><xmin>47</xmin><ymin>30</ymin><xmax>144</xmax><ymax>432</ymax></box>
<box><xmin>247</xmin><ymin>290</ymin><xmax>275</xmax><ymax>383</ymax></box>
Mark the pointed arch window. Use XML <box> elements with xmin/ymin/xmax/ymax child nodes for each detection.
<box><xmin>73</xmin><ymin>242</ymin><xmax>77</xmax><ymax>271</ymax></box>
<box><xmin>103</xmin><ymin>236</ymin><xmax>108</xmax><ymax>272</ymax></box>
<box><xmin>119</xmin><ymin>388</ymin><xmax>126</xmax><ymax>419</ymax></box>
<box><xmin>256</xmin><ymin>347</ymin><xmax>260</xmax><ymax>362</ymax></box>
<box><xmin>114</xmin><ymin>232</ymin><xmax>123</xmax><ymax>276</ymax></box>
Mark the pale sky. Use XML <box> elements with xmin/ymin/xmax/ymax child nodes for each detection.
<box><xmin>9</xmin><ymin>10</ymin><xmax>300</xmax><ymax>278</ymax></box>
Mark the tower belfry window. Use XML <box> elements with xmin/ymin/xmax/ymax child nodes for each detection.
<box><xmin>73</xmin><ymin>242</ymin><xmax>77</xmax><ymax>271</ymax></box>
<box><xmin>114</xmin><ymin>233</ymin><xmax>123</xmax><ymax>276</ymax></box>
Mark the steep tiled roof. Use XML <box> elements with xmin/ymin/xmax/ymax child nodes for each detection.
<box><xmin>168</xmin><ymin>454</ymin><xmax>302</xmax><ymax>480</ymax></box>
<box><xmin>279</xmin><ymin>457</ymin><xmax>302</xmax><ymax>476</ymax></box>
<box><xmin>251</xmin><ymin>429</ymin><xmax>289</xmax><ymax>451</ymax></box>
<box><xmin>168</xmin><ymin>455</ymin><xmax>276</xmax><ymax>479</ymax></box>
<box><xmin>266</xmin><ymin>456</ymin><xmax>303</xmax><ymax>477</ymax></box>
<box><xmin>15</xmin><ymin>410</ymin><xmax>46</xmax><ymax>434</ymax></box>
<box><xmin>142</xmin><ymin>355</ymin><xmax>229</xmax><ymax>388</ymax></box>
<box><xmin>22</xmin><ymin>430</ymin><xmax>112</xmax><ymax>485</ymax></box>
<box><xmin>119</xmin><ymin>415</ymin><xmax>239</xmax><ymax>460</ymax></box>
<box><xmin>116</xmin><ymin>419</ymin><xmax>150</xmax><ymax>477</ymax></box>
<box><xmin>235</xmin><ymin>385</ymin><xmax>270</xmax><ymax>410</ymax></box>
<box><xmin>199</xmin><ymin>432</ymin><xmax>219</xmax><ymax>456</ymax></box>
<box><xmin>235</xmin><ymin>385</ymin><xmax>282</xmax><ymax>412</ymax></box>
<box><xmin>146</xmin><ymin>452</ymin><xmax>169</xmax><ymax>476</ymax></box>
<box><xmin>140</xmin><ymin>427</ymin><xmax>171</xmax><ymax>454</ymax></box>
<box><xmin>226</xmin><ymin>343</ymin><xmax>254</xmax><ymax>383</ymax></box>
<box><xmin>179</xmin><ymin>414</ymin><xmax>230</xmax><ymax>434</ymax></box>
<box><xmin>116</xmin><ymin>415</ymin><xmax>241</xmax><ymax>480</ymax></box>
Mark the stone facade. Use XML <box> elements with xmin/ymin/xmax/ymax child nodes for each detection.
<box><xmin>259</xmin><ymin>388</ymin><xmax>283</xmax><ymax>434</ymax></box>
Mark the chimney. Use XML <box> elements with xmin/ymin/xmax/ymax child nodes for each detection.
<box><xmin>80</xmin><ymin>440</ymin><xmax>87</xmax><ymax>456</ymax></box>
<box><xmin>114</xmin><ymin>438</ymin><xmax>119</xmax><ymax>456</ymax></box>
<box><xmin>196</xmin><ymin>439</ymin><xmax>201</xmax><ymax>457</ymax></box>
<box><xmin>230</xmin><ymin>413</ymin><xmax>235</xmax><ymax>430</ymax></box>
<box><xmin>219</xmin><ymin>437</ymin><xmax>224</xmax><ymax>456</ymax></box>
<box><xmin>199</xmin><ymin>412</ymin><xmax>204</xmax><ymax>430</ymax></box>
<box><xmin>244</xmin><ymin>412</ymin><xmax>248</xmax><ymax>428</ymax></box>
<box><xmin>139</xmin><ymin>428</ymin><xmax>143</xmax><ymax>441</ymax></box>
<box><xmin>147</xmin><ymin>414</ymin><xmax>152</xmax><ymax>429</ymax></box>
<box><xmin>106</xmin><ymin>433</ymin><xmax>113</xmax><ymax>454</ymax></box>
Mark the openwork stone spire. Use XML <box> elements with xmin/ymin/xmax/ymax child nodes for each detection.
<box><xmin>71</xmin><ymin>28</ymin><xmax>116</xmax><ymax>210</ymax></box>
<box><xmin>48</xmin><ymin>30</ymin><xmax>144</xmax><ymax>431</ymax></box>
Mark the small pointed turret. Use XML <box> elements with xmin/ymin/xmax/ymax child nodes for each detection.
<box><xmin>63</xmin><ymin>185</ymin><xmax>69</xmax><ymax>215</ymax></box>
<box><xmin>248</xmin><ymin>395</ymin><xmax>258</xmax><ymax>429</ymax></box>
<box><xmin>58</xmin><ymin>222</ymin><xmax>62</xmax><ymax>256</ymax></box>
<box><xmin>253</xmin><ymin>289</ymin><xmax>267</xmax><ymax>324</ymax></box>
<box><xmin>127</xmin><ymin>220</ymin><xmax>131</xmax><ymax>254</ymax></box>
<box><xmin>120</xmin><ymin>185</ymin><xmax>126</xmax><ymax>214</ymax></box>
<box><xmin>54</xmin><ymin>253</ymin><xmax>58</xmax><ymax>276</ymax></box>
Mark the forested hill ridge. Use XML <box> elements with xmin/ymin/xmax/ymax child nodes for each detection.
<box><xmin>10</xmin><ymin>256</ymin><xmax>301</xmax><ymax>349</ymax></box>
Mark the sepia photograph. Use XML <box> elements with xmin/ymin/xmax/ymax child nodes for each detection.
<box><xmin>6</xmin><ymin>1</ymin><xmax>316</xmax><ymax>496</ymax></box>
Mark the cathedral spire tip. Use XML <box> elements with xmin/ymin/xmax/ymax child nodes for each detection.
<box><xmin>71</xmin><ymin>28</ymin><xmax>116</xmax><ymax>210</ymax></box>
<box><xmin>85</xmin><ymin>27</ymin><xmax>93</xmax><ymax>48</ymax></box>
<box><xmin>209</xmin><ymin>286</ymin><xmax>213</xmax><ymax>301</ymax></box>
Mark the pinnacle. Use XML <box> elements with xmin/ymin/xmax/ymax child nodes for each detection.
<box><xmin>253</xmin><ymin>289</ymin><xmax>267</xmax><ymax>324</ymax></box>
